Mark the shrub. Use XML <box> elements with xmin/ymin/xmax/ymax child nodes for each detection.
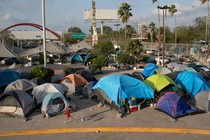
<box><xmin>29</xmin><ymin>66</ymin><xmax>54</xmax><ymax>82</ymax></box>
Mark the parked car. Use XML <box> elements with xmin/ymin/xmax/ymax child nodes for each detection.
<box><xmin>0</xmin><ymin>57</ymin><xmax>20</xmax><ymax>65</ymax></box>
<box><xmin>179</xmin><ymin>55</ymin><xmax>197</xmax><ymax>63</ymax></box>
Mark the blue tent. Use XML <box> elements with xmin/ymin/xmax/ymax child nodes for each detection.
<box><xmin>0</xmin><ymin>69</ymin><xmax>19</xmax><ymax>88</ymax></box>
<box><xmin>41</xmin><ymin>92</ymin><xmax>70</xmax><ymax>116</ymax></box>
<box><xmin>141</xmin><ymin>63</ymin><xmax>158</xmax><ymax>78</ymax></box>
<box><xmin>175</xmin><ymin>71</ymin><xmax>210</xmax><ymax>98</ymax></box>
<box><xmin>71</xmin><ymin>53</ymin><xmax>83</xmax><ymax>64</ymax></box>
<box><xmin>92</xmin><ymin>74</ymin><xmax>154</xmax><ymax>106</ymax></box>
<box><xmin>155</xmin><ymin>92</ymin><xmax>202</xmax><ymax>118</ymax></box>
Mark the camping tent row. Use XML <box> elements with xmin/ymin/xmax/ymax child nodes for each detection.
<box><xmin>0</xmin><ymin>83</ymin><xmax>70</xmax><ymax>119</ymax></box>
<box><xmin>89</xmin><ymin>63</ymin><xmax>210</xmax><ymax>118</ymax></box>
<box><xmin>0</xmin><ymin>69</ymin><xmax>97</xmax><ymax>120</ymax></box>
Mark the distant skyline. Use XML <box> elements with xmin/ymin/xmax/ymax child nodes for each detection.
<box><xmin>0</xmin><ymin>0</ymin><xmax>209</xmax><ymax>34</ymax></box>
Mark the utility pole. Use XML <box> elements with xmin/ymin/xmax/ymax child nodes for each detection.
<box><xmin>157</xmin><ymin>5</ymin><xmax>170</xmax><ymax>66</ymax></box>
<box><xmin>92</xmin><ymin>1</ymin><xmax>98</xmax><ymax>46</ymax></box>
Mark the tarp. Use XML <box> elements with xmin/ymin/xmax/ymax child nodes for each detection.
<box><xmin>92</xmin><ymin>74</ymin><xmax>154</xmax><ymax>106</ymax></box>
<box><xmin>155</xmin><ymin>67</ymin><xmax>172</xmax><ymax>75</ymax></box>
<box><xmin>198</xmin><ymin>71</ymin><xmax>210</xmax><ymax>84</ymax></box>
<box><xmin>155</xmin><ymin>92</ymin><xmax>202</xmax><ymax>119</ymax></box>
<box><xmin>41</xmin><ymin>92</ymin><xmax>70</xmax><ymax>117</ymax></box>
<box><xmin>145</xmin><ymin>74</ymin><xmax>177</xmax><ymax>92</ymax></box>
<box><xmin>75</xmin><ymin>70</ymin><xmax>97</xmax><ymax>82</ymax></box>
<box><xmin>175</xmin><ymin>71</ymin><xmax>210</xmax><ymax>98</ymax></box>
<box><xmin>0</xmin><ymin>90</ymin><xmax>35</xmax><ymax>118</ymax></box>
<box><xmin>0</xmin><ymin>69</ymin><xmax>20</xmax><ymax>88</ymax></box>
<box><xmin>31</xmin><ymin>83</ymin><xmax>65</xmax><ymax>105</ymax></box>
<box><xmin>141</xmin><ymin>63</ymin><xmax>158</xmax><ymax>78</ymax></box>
<box><xmin>4</xmin><ymin>79</ymin><xmax>37</xmax><ymax>94</ymax></box>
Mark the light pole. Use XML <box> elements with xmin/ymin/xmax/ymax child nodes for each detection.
<box><xmin>42</xmin><ymin>0</ymin><xmax>47</xmax><ymax>68</ymax></box>
<box><xmin>157</xmin><ymin>5</ymin><xmax>170</xmax><ymax>66</ymax></box>
<box><xmin>114</xmin><ymin>23</ymin><xmax>120</xmax><ymax>48</ymax></box>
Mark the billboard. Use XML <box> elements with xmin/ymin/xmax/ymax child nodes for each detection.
<box><xmin>84</xmin><ymin>9</ymin><xmax>119</xmax><ymax>23</ymax></box>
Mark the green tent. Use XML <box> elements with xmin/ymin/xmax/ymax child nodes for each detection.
<box><xmin>155</xmin><ymin>67</ymin><xmax>172</xmax><ymax>75</ymax></box>
<box><xmin>145</xmin><ymin>74</ymin><xmax>177</xmax><ymax>92</ymax></box>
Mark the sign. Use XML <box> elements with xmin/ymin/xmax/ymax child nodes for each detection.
<box><xmin>71</xmin><ymin>33</ymin><xmax>86</xmax><ymax>39</ymax></box>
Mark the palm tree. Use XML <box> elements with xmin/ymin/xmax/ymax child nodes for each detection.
<box><xmin>201</xmin><ymin>0</ymin><xmax>209</xmax><ymax>4</ymax></box>
<box><xmin>168</xmin><ymin>4</ymin><xmax>177</xmax><ymax>53</ymax></box>
<box><xmin>149</xmin><ymin>22</ymin><xmax>156</xmax><ymax>43</ymax></box>
<box><xmin>118</xmin><ymin>3</ymin><xmax>133</xmax><ymax>52</ymax></box>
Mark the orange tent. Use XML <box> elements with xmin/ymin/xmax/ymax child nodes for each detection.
<box><xmin>61</xmin><ymin>74</ymin><xmax>88</xmax><ymax>88</ymax></box>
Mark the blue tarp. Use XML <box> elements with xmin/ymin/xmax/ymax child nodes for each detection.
<box><xmin>155</xmin><ymin>92</ymin><xmax>202</xmax><ymax>118</ymax></box>
<box><xmin>141</xmin><ymin>63</ymin><xmax>158</xmax><ymax>78</ymax></box>
<box><xmin>175</xmin><ymin>71</ymin><xmax>210</xmax><ymax>98</ymax></box>
<box><xmin>92</xmin><ymin>74</ymin><xmax>154</xmax><ymax>106</ymax></box>
<box><xmin>0</xmin><ymin>69</ymin><xmax>19</xmax><ymax>87</ymax></box>
<box><xmin>71</xmin><ymin>53</ymin><xmax>83</xmax><ymax>64</ymax></box>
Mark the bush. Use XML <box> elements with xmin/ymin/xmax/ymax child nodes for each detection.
<box><xmin>64</xmin><ymin>67</ymin><xmax>85</xmax><ymax>75</ymax></box>
<box><xmin>90</xmin><ymin>55</ymin><xmax>108</xmax><ymax>73</ymax></box>
<box><xmin>29</xmin><ymin>66</ymin><xmax>54</xmax><ymax>82</ymax></box>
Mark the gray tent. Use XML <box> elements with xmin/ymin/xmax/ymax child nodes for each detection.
<box><xmin>4</xmin><ymin>79</ymin><xmax>37</xmax><ymax>95</ymax></box>
<box><xmin>41</xmin><ymin>92</ymin><xmax>70</xmax><ymax>117</ymax></box>
<box><xmin>31</xmin><ymin>83</ymin><xmax>65</xmax><ymax>105</ymax></box>
<box><xmin>189</xmin><ymin>90</ymin><xmax>210</xmax><ymax>111</ymax></box>
<box><xmin>0</xmin><ymin>90</ymin><xmax>35</xmax><ymax>119</ymax></box>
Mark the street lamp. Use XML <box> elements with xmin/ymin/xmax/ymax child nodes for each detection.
<box><xmin>157</xmin><ymin>5</ymin><xmax>170</xmax><ymax>66</ymax></box>
<box><xmin>42</xmin><ymin>0</ymin><xmax>47</xmax><ymax>68</ymax></box>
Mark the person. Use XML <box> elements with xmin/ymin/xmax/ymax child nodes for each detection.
<box><xmin>207</xmin><ymin>56</ymin><xmax>210</xmax><ymax>67</ymax></box>
<box><xmin>65</xmin><ymin>107</ymin><xmax>74</xmax><ymax>123</ymax></box>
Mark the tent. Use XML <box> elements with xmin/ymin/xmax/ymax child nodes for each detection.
<box><xmin>61</xmin><ymin>74</ymin><xmax>88</xmax><ymax>94</ymax></box>
<box><xmin>82</xmin><ymin>81</ymin><xmax>98</xmax><ymax>98</ymax></box>
<box><xmin>131</xmin><ymin>72</ymin><xmax>145</xmax><ymax>81</ymax></box>
<box><xmin>145</xmin><ymin>74</ymin><xmax>177</xmax><ymax>92</ymax></box>
<box><xmin>75</xmin><ymin>70</ymin><xmax>97</xmax><ymax>82</ymax></box>
<box><xmin>155</xmin><ymin>67</ymin><xmax>172</xmax><ymax>75</ymax></box>
<box><xmin>41</xmin><ymin>92</ymin><xmax>70</xmax><ymax>117</ymax></box>
<box><xmin>92</xmin><ymin>74</ymin><xmax>154</xmax><ymax>107</ymax></box>
<box><xmin>184</xmin><ymin>67</ymin><xmax>197</xmax><ymax>73</ymax></box>
<box><xmin>70</xmin><ymin>53</ymin><xmax>83</xmax><ymax>64</ymax></box>
<box><xmin>0</xmin><ymin>69</ymin><xmax>20</xmax><ymax>88</ymax></box>
<box><xmin>31</xmin><ymin>83</ymin><xmax>65</xmax><ymax>105</ymax></box>
<box><xmin>155</xmin><ymin>92</ymin><xmax>202</xmax><ymax>119</ymax></box>
<box><xmin>0</xmin><ymin>90</ymin><xmax>35</xmax><ymax>119</ymax></box>
<box><xmin>31</xmin><ymin>77</ymin><xmax>46</xmax><ymax>85</ymax></box>
<box><xmin>175</xmin><ymin>71</ymin><xmax>210</xmax><ymax>98</ymax></box>
<box><xmin>167</xmin><ymin>63</ymin><xmax>186</xmax><ymax>71</ymax></box>
<box><xmin>4</xmin><ymin>79</ymin><xmax>37</xmax><ymax>95</ymax></box>
<box><xmin>198</xmin><ymin>71</ymin><xmax>210</xmax><ymax>84</ymax></box>
<box><xmin>141</xmin><ymin>63</ymin><xmax>158</xmax><ymax>78</ymax></box>
<box><xmin>165</xmin><ymin>71</ymin><xmax>182</xmax><ymax>80</ymax></box>
<box><xmin>188</xmin><ymin>91</ymin><xmax>210</xmax><ymax>111</ymax></box>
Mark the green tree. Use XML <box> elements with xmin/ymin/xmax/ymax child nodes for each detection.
<box><xmin>91</xmin><ymin>41</ymin><xmax>114</xmax><ymax>56</ymax></box>
<box><xmin>118</xmin><ymin>3</ymin><xmax>133</xmax><ymax>52</ymax></box>
<box><xmin>127</xmin><ymin>40</ymin><xmax>143</xmax><ymax>55</ymax></box>
<box><xmin>68</xmin><ymin>27</ymin><xmax>82</xmax><ymax>33</ymax></box>
<box><xmin>90</xmin><ymin>55</ymin><xmax>108</xmax><ymax>73</ymax></box>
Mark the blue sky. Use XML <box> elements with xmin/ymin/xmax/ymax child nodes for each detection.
<box><xmin>0</xmin><ymin>0</ymin><xmax>209</xmax><ymax>34</ymax></box>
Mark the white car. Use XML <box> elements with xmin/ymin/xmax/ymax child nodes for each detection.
<box><xmin>155</xmin><ymin>56</ymin><xmax>170</xmax><ymax>64</ymax></box>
